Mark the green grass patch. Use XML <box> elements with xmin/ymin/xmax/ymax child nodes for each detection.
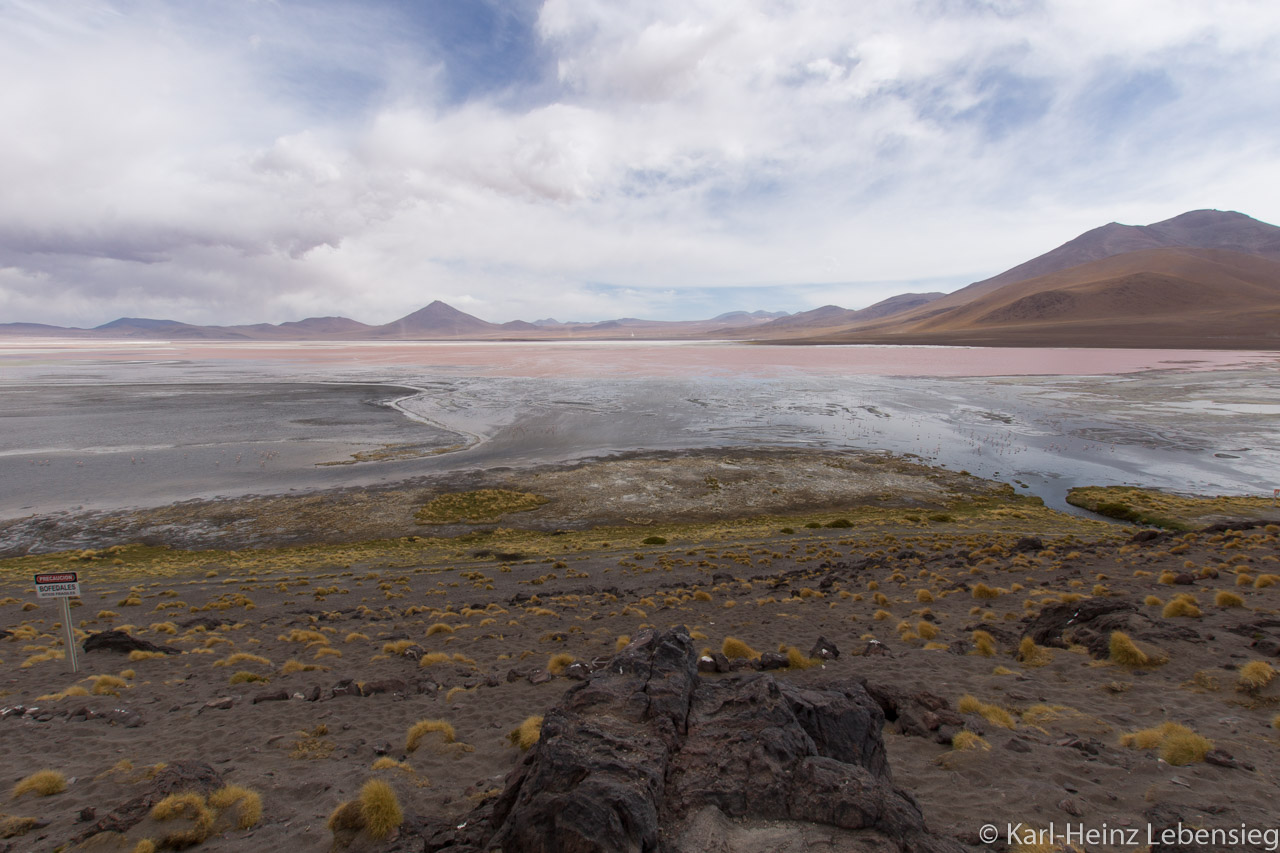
<box><xmin>415</xmin><ymin>489</ymin><xmax>549</xmax><ymax>524</ymax></box>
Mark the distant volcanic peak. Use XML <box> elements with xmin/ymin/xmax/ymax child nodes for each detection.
<box><xmin>374</xmin><ymin>300</ymin><xmax>497</xmax><ymax>337</ymax></box>
<box><xmin>277</xmin><ymin>316</ymin><xmax>371</xmax><ymax>333</ymax></box>
<box><xmin>95</xmin><ymin>317</ymin><xmax>190</xmax><ymax>331</ymax></box>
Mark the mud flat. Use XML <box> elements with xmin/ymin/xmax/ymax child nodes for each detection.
<box><xmin>2</xmin><ymin>469</ymin><xmax>1279</xmax><ymax>851</ymax></box>
<box><xmin>2</xmin><ymin>341</ymin><xmax>1277</xmax><ymax>523</ymax></box>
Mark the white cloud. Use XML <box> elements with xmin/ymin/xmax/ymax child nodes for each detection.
<box><xmin>1</xmin><ymin>0</ymin><xmax>1279</xmax><ymax>326</ymax></box>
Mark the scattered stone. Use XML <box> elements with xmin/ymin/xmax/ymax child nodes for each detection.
<box><xmin>758</xmin><ymin>651</ymin><xmax>788</xmax><ymax>670</ymax></box>
<box><xmin>1012</xmin><ymin>536</ymin><xmax>1044</xmax><ymax>553</ymax></box>
<box><xmin>808</xmin><ymin>636</ymin><xmax>840</xmax><ymax>660</ymax></box>
<box><xmin>360</xmin><ymin>678</ymin><xmax>408</xmax><ymax>697</ymax></box>
<box><xmin>78</xmin><ymin>807</ymin><xmax>96</xmax><ymax>822</ymax></box>
<box><xmin>562</xmin><ymin>662</ymin><xmax>591</xmax><ymax>681</ymax></box>
<box><xmin>202</xmin><ymin>697</ymin><xmax>234</xmax><ymax>712</ymax></box>
<box><xmin>252</xmin><ymin>689</ymin><xmax>290</xmax><ymax>705</ymax></box>
<box><xmin>527</xmin><ymin>671</ymin><xmax>552</xmax><ymax>685</ymax></box>
<box><xmin>862</xmin><ymin>639</ymin><xmax>891</xmax><ymax>656</ymax></box>
<box><xmin>1205</xmin><ymin>748</ymin><xmax>1250</xmax><ymax>770</ymax></box>
<box><xmin>331</xmin><ymin>679</ymin><xmax>360</xmax><ymax>697</ymax></box>
<box><xmin>105</xmin><ymin>708</ymin><xmax>145</xmax><ymax>728</ymax></box>
<box><xmin>1058</xmin><ymin>797</ymin><xmax>1086</xmax><ymax>817</ymax></box>
<box><xmin>82</xmin><ymin>630</ymin><xmax>179</xmax><ymax>656</ymax></box>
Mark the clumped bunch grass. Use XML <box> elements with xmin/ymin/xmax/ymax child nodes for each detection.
<box><xmin>1108</xmin><ymin>631</ymin><xmax>1165</xmax><ymax>668</ymax></box>
<box><xmin>327</xmin><ymin>779</ymin><xmax>404</xmax><ymax>841</ymax></box>
<box><xmin>406</xmin><ymin>719</ymin><xmax>455</xmax><ymax>753</ymax></box>
<box><xmin>957</xmin><ymin>695</ymin><xmax>1016</xmax><ymax>729</ymax></box>
<box><xmin>1214</xmin><ymin>590</ymin><xmax>1245</xmax><ymax>608</ymax></box>
<box><xmin>1120</xmin><ymin>722</ymin><xmax>1213</xmax><ymax>765</ymax></box>
<box><xmin>508</xmin><ymin>715</ymin><xmax>544</xmax><ymax>751</ymax></box>
<box><xmin>150</xmin><ymin>792</ymin><xmax>215</xmax><ymax>847</ymax></box>
<box><xmin>547</xmin><ymin>653</ymin><xmax>575</xmax><ymax>675</ymax></box>
<box><xmin>780</xmin><ymin>645</ymin><xmax>820</xmax><ymax>670</ymax></box>
<box><xmin>951</xmin><ymin>730</ymin><xmax>990</xmax><ymax>751</ymax></box>
<box><xmin>970</xmin><ymin>630</ymin><xmax>997</xmax><ymax>657</ymax></box>
<box><xmin>1016</xmin><ymin>637</ymin><xmax>1051</xmax><ymax>667</ymax></box>
<box><xmin>971</xmin><ymin>583</ymin><xmax>1002</xmax><ymax>600</ymax></box>
<box><xmin>721</xmin><ymin>637</ymin><xmax>759</xmax><ymax>660</ymax></box>
<box><xmin>208</xmin><ymin>785</ymin><xmax>263</xmax><ymax>830</ymax></box>
<box><xmin>11</xmin><ymin>770</ymin><xmax>67</xmax><ymax>799</ymax></box>
<box><xmin>415</xmin><ymin>489</ymin><xmax>548</xmax><ymax>524</ymax></box>
<box><xmin>1238</xmin><ymin>660</ymin><xmax>1276</xmax><ymax>693</ymax></box>
<box><xmin>1162</xmin><ymin>594</ymin><xmax>1201</xmax><ymax>619</ymax></box>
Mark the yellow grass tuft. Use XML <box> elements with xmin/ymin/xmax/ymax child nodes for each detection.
<box><xmin>915</xmin><ymin>589</ymin><xmax>934</xmax><ymax>602</ymax></box>
<box><xmin>1121</xmin><ymin>722</ymin><xmax>1213</xmax><ymax>765</ymax></box>
<box><xmin>344</xmin><ymin>632</ymin><xmax>369</xmax><ymax>643</ymax></box>
<box><xmin>208</xmin><ymin>784</ymin><xmax>262</xmax><ymax>830</ymax></box>
<box><xmin>970</xmin><ymin>630</ymin><xmax>997</xmax><ymax>657</ymax></box>
<box><xmin>214</xmin><ymin>652</ymin><xmax>271</xmax><ymax>668</ymax></box>
<box><xmin>280</xmin><ymin>659</ymin><xmax>324</xmax><ymax>674</ymax></box>
<box><xmin>426</xmin><ymin>622</ymin><xmax>454</xmax><ymax>636</ymax></box>
<box><xmin>951</xmin><ymin>730</ymin><xmax>990</xmax><ymax>751</ymax></box>
<box><xmin>547</xmin><ymin>652</ymin><xmax>574</xmax><ymax>675</ymax></box>
<box><xmin>406</xmin><ymin>718</ymin><xmax>455</xmax><ymax>752</ymax></box>
<box><xmin>916</xmin><ymin>621</ymin><xmax>939</xmax><ymax>640</ymax></box>
<box><xmin>957</xmin><ymin>694</ymin><xmax>1016</xmax><ymax>729</ymax></box>
<box><xmin>1214</xmin><ymin>590</ymin><xmax>1245</xmax><ymax>608</ymax></box>
<box><xmin>1016</xmin><ymin>637</ymin><xmax>1051</xmax><ymax>667</ymax></box>
<box><xmin>418</xmin><ymin>652</ymin><xmax>450</xmax><ymax>667</ymax></box>
<box><xmin>1238</xmin><ymin>660</ymin><xmax>1276</xmax><ymax>692</ymax></box>
<box><xmin>11</xmin><ymin>770</ymin><xmax>67</xmax><ymax>799</ymax></box>
<box><xmin>971</xmin><ymin>583</ymin><xmax>1001</xmax><ymax>600</ymax></box>
<box><xmin>89</xmin><ymin>674</ymin><xmax>129</xmax><ymax>695</ymax></box>
<box><xmin>359</xmin><ymin>779</ymin><xmax>403</xmax><ymax>839</ymax></box>
<box><xmin>1161</xmin><ymin>595</ymin><xmax>1201</xmax><ymax>618</ymax></box>
<box><xmin>721</xmin><ymin>637</ymin><xmax>759</xmax><ymax>660</ymax></box>
<box><xmin>371</xmin><ymin>757</ymin><xmax>413</xmax><ymax>773</ymax></box>
<box><xmin>782</xmin><ymin>645</ymin><xmax>820</xmax><ymax>669</ymax></box>
<box><xmin>508</xmin><ymin>715</ymin><xmax>544</xmax><ymax>751</ymax></box>
<box><xmin>150</xmin><ymin>792</ymin><xmax>215</xmax><ymax>847</ymax></box>
<box><xmin>1108</xmin><ymin>631</ymin><xmax>1164</xmax><ymax>668</ymax></box>
<box><xmin>1143</xmin><ymin>595</ymin><xmax>1162</xmax><ymax>606</ymax></box>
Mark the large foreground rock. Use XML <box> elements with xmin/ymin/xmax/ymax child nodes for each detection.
<box><xmin>426</xmin><ymin>627</ymin><xmax>967</xmax><ymax>853</ymax></box>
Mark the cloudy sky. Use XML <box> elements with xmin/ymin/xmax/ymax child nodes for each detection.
<box><xmin>3</xmin><ymin>0</ymin><xmax>1279</xmax><ymax>327</ymax></box>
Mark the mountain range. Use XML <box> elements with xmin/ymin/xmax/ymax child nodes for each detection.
<box><xmin>4</xmin><ymin>209</ymin><xmax>1278</xmax><ymax>348</ymax></box>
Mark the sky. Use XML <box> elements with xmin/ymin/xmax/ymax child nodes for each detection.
<box><xmin>2</xmin><ymin>0</ymin><xmax>1280</xmax><ymax>328</ymax></box>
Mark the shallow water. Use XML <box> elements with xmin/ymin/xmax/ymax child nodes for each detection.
<box><xmin>1</xmin><ymin>339</ymin><xmax>1277</xmax><ymax>518</ymax></box>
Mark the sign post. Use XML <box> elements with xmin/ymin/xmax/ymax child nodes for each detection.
<box><xmin>34</xmin><ymin>572</ymin><xmax>81</xmax><ymax>673</ymax></box>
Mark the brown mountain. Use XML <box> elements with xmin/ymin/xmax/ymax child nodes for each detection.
<box><xmin>368</xmin><ymin>300</ymin><xmax>501</xmax><ymax>338</ymax></box>
<box><xmin>803</xmin><ymin>248</ymin><xmax>1280</xmax><ymax>348</ymax></box>
<box><xmin>792</xmin><ymin>210</ymin><xmax>1280</xmax><ymax>348</ymax></box>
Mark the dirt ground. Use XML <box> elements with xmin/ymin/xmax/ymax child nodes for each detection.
<box><xmin>2</xmin><ymin>452</ymin><xmax>1280</xmax><ymax>852</ymax></box>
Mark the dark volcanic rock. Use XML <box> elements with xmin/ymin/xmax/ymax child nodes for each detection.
<box><xmin>1023</xmin><ymin>599</ymin><xmax>1137</xmax><ymax>648</ymax></box>
<box><xmin>73</xmin><ymin>761</ymin><xmax>223</xmax><ymax>844</ymax></box>
<box><xmin>426</xmin><ymin>627</ymin><xmax>964</xmax><ymax>852</ymax></box>
<box><xmin>82</xmin><ymin>629</ymin><xmax>179</xmax><ymax>655</ymax></box>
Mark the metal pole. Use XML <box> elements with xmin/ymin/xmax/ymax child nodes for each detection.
<box><xmin>62</xmin><ymin>597</ymin><xmax>79</xmax><ymax>673</ymax></box>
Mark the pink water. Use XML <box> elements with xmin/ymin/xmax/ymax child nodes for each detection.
<box><xmin>5</xmin><ymin>339</ymin><xmax>1276</xmax><ymax>378</ymax></box>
